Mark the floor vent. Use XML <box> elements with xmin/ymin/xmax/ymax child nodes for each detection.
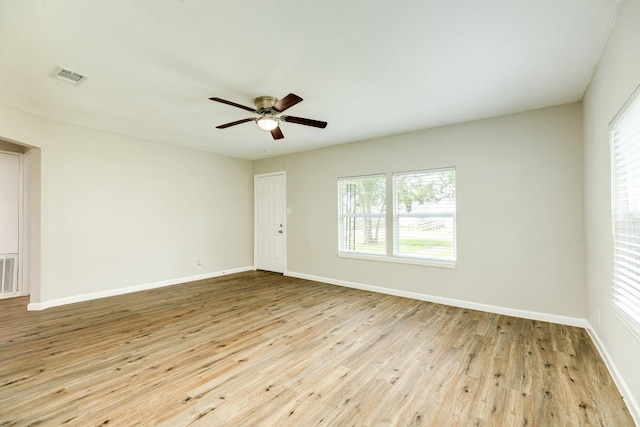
<box><xmin>0</xmin><ymin>255</ymin><xmax>18</xmax><ymax>296</ymax></box>
<box><xmin>51</xmin><ymin>66</ymin><xmax>88</xmax><ymax>85</ymax></box>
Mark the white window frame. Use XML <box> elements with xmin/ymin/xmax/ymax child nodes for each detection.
<box><xmin>337</xmin><ymin>174</ymin><xmax>387</xmax><ymax>257</ymax></box>
<box><xmin>338</xmin><ymin>167</ymin><xmax>457</xmax><ymax>269</ymax></box>
<box><xmin>610</xmin><ymin>84</ymin><xmax>640</xmax><ymax>341</ymax></box>
<box><xmin>392</xmin><ymin>168</ymin><xmax>456</xmax><ymax>265</ymax></box>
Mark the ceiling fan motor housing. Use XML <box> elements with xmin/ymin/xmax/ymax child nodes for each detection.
<box><xmin>254</xmin><ymin>96</ymin><xmax>278</xmax><ymax>114</ymax></box>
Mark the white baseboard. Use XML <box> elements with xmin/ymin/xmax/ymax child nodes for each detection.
<box><xmin>285</xmin><ymin>270</ymin><xmax>588</xmax><ymax>327</ymax></box>
<box><xmin>585</xmin><ymin>323</ymin><xmax>640</xmax><ymax>425</ymax></box>
<box><xmin>27</xmin><ymin>265</ymin><xmax>254</xmax><ymax>311</ymax></box>
<box><xmin>285</xmin><ymin>270</ymin><xmax>640</xmax><ymax>422</ymax></box>
<box><xmin>24</xmin><ymin>267</ymin><xmax>639</xmax><ymax>421</ymax></box>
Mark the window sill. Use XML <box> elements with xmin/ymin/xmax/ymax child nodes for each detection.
<box><xmin>337</xmin><ymin>252</ymin><xmax>456</xmax><ymax>269</ymax></box>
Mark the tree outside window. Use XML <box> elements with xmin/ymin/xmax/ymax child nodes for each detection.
<box><xmin>338</xmin><ymin>168</ymin><xmax>456</xmax><ymax>264</ymax></box>
<box><xmin>338</xmin><ymin>175</ymin><xmax>386</xmax><ymax>255</ymax></box>
<box><xmin>393</xmin><ymin>168</ymin><xmax>456</xmax><ymax>262</ymax></box>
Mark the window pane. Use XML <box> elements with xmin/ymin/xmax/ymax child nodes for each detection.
<box><xmin>611</xmin><ymin>86</ymin><xmax>640</xmax><ymax>340</ymax></box>
<box><xmin>339</xmin><ymin>216</ymin><xmax>386</xmax><ymax>254</ymax></box>
<box><xmin>395</xmin><ymin>215</ymin><xmax>455</xmax><ymax>261</ymax></box>
<box><xmin>338</xmin><ymin>175</ymin><xmax>386</xmax><ymax>255</ymax></box>
<box><xmin>393</xmin><ymin>168</ymin><xmax>456</xmax><ymax>262</ymax></box>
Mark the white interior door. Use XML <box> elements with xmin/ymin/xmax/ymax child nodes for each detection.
<box><xmin>0</xmin><ymin>151</ymin><xmax>20</xmax><ymax>296</ymax></box>
<box><xmin>255</xmin><ymin>172</ymin><xmax>286</xmax><ymax>273</ymax></box>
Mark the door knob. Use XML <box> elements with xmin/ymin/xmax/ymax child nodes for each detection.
<box><xmin>278</xmin><ymin>230</ymin><xmax>283</xmax><ymax>234</ymax></box>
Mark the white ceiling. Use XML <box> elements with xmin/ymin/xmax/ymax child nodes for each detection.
<box><xmin>0</xmin><ymin>0</ymin><xmax>620</xmax><ymax>160</ymax></box>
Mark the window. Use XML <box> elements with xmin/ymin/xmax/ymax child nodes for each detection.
<box><xmin>338</xmin><ymin>174</ymin><xmax>386</xmax><ymax>256</ymax></box>
<box><xmin>393</xmin><ymin>168</ymin><xmax>456</xmax><ymax>262</ymax></box>
<box><xmin>610</xmin><ymin>86</ymin><xmax>640</xmax><ymax>339</ymax></box>
<box><xmin>338</xmin><ymin>168</ymin><xmax>456</xmax><ymax>266</ymax></box>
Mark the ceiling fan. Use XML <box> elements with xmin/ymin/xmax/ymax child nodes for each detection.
<box><xmin>209</xmin><ymin>93</ymin><xmax>327</xmax><ymax>140</ymax></box>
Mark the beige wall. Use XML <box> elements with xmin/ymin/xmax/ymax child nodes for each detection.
<box><xmin>254</xmin><ymin>103</ymin><xmax>585</xmax><ymax>318</ymax></box>
<box><xmin>0</xmin><ymin>103</ymin><xmax>254</xmax><ymax>305</ymax></box>
<box><xmin>583</xmin><ymin>0</ymin><xmax>640</xmax><ymax>417</ymax></box>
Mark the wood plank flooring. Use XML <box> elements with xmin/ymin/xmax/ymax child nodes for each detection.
<box><xmin>0</xmin><ymin>271</ymin><xmax>634</xmax><ymax>426</ymax></box>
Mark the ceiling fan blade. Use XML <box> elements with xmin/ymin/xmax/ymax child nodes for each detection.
<box><xmin>216</xmin><ymin>118</ymin><xmax>255</xmax><ymax>129</ymax></box>
<box><xmin>209</xmin><ymin>97</ymin><xmax>257</xmax><ymax>113</ymax></box>
<box><xmin>271</xmin><ymin>126</ymin><xmax>284</xmax><ymax>140</ymax></box>
<box><xmin>283</xmin><ymin>115</ymin><xmax>328</xmax><ymax>129</ymax></box>
<box><xmin>272</xmin><ymin>93</ymin><xmax>303</xmax><ymax>113</ymax></box>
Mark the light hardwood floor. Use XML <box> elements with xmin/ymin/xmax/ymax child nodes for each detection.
<box><xmin>0</xmin><ymin>271</ymin><xmax>634</xmax><ymax>426</ymax></box>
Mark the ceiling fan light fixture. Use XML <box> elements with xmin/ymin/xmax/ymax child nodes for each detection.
<box><xmin>256</xmin><ymin>115</ymin><xmax>279</xmax><ymax>131</ymax></box>
<box><xmin>210</xmin><ymin>93</ymin><xmax>327</xmax><ymax>141</ymax></box>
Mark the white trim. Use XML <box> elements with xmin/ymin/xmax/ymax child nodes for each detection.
<box><xmin>338</xmin><ymin>252</ymin><xmax>456</xmax><ymax>269</ymax></box>
<box><xmin>27</xmin><ymin>265</ymin><xmax>254</xmax><ymax>311</ymax></box>
<box><xmin>0</xmin><ymin>151</ymin><xmax>23</xmax><ymax>297</ymax></box>
<box><xmin>284</xmin><ymin>270</ymin><xmax>588</xmax><ymax>327</ymax></box>
<box><xmin>20</xmin><ymin>150</ymin><xmax>30</xmax><ymax>297</ymax></box>
<box><xmin>283</xmin><ymin>271</ymin><xmax>640</xmax><ymax>418</ymax></box>
<box><xmin>0</xmin><ymin>150</ymin><xmax>22</xmax><ymax>156</ymax></box>
<box><xmin>609</xmin><ymin>81</ymin><xmax>640</xmax><ymax>126</ymax></box>
<box><xmin>585</xmin><ymin>323</ymin><xmax>640</xmax><ymax>425</ymax></box>
<box><xmin>0</xmin><ymin>292</ymin><xmax>20</xmax><ymax>300</ymax></box>
<box><xmin>22</xmin><ymin>266</ymin><xmax>639</xmax><ymax>421</ymax></box>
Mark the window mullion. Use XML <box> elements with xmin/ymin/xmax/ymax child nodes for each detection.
<box><xmin>388</xmin><ymin>172</ymin><xmax>396</xmax><ymax>257</ymax></box>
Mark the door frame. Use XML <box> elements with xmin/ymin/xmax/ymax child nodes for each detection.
<box><xmin>0</xmin><ymin>149</ymin><xmax>25</xmax><ymax>298</ymax></box>
<box><xmin>20</xmin><ymin>150</ymin><xmax>31</xmax><ymax>296</ymax></box>
<box><xmin>254</xmin><ymin>171</ymin><xmax>287</xmax><ymax>273</ymax></box>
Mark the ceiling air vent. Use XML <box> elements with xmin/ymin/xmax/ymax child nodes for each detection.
<box><xmin>51</xmin><ymin>66</ymin><xmax>88</xmax><ymax>85</ymax></box>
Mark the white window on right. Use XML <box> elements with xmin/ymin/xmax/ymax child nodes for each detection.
<box><xmin>610</xmin><ymin>86</ymin><xmax>640</xmax><ymax>339</ymax></box>
<box><xmin>392</xmin><ymin>167</ymin><xmax>456</xmax><ymax>264</ymax></box>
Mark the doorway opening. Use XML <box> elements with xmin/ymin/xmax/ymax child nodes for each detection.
<box><xmin>0</xmin><ymin>139</ymin><xmax>39</xmax><ymax>302</ymax></box>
